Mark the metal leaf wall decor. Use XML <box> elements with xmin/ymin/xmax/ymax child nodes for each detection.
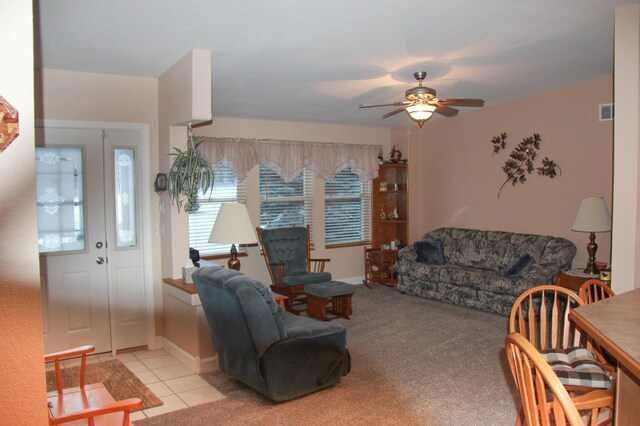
<box><xmin>491</xmin><ymin>132</ymin><xmax>561</xmax><ymax>198</ymax></box>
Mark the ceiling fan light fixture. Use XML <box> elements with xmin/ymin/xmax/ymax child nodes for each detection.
<box><xmin>406</xmin><ymin>103</ymin><xmax>436</xmax><ymax>126</ymax></box>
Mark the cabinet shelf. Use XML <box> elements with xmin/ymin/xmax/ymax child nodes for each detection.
<box><xmin>372</xmin><ymin>163</ymin><xmax>408</xmax><ymax>248</ymax></box>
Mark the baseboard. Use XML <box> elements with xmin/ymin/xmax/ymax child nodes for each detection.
<box><xmin>336</xmin><ymin>275</ymin><xmax>364</xmax><ymax>285</ymax></box>
<box><xmin>162</xmin><ymin>337</ymin><xmax>218</xmax><ymax>374</ymax></box>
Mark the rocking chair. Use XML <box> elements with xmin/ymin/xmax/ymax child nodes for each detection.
<box><xmin>256</xmin><ymin>225</ymin><xmax>331</xmax><ymax>313</ymax></box>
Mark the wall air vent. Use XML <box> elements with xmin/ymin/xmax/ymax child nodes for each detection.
<box><xmin>599</xmin><ymin>103</ymin><xmax>614</xmax><ymax>121</ymax></box>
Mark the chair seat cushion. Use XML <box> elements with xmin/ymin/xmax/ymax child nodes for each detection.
<box><xmin>305</xmin><ymin>281</ymin><xmax>355</xmax><ymax>298</ymax></box>
<box><xmin>541</xmin><ymin>347</ymin><xmax>612</xmax><ymax>389</ymax></box>
<box><xmin>282</xmin><ymin>271</ymin><xmax>332</xmax><ymax>286</ymax></box>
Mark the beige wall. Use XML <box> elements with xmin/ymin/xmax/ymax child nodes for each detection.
<box><xmin>0</xmin><ymin>1</ymin><xmax>48</xmax><ymax>424</ymax></box>
<box><xmin>612</xmin><ymin>4</ymin><xmax>640</xmax><ymax>294</ymax></box>
<box><xmin>401</xmin><ymin>76</ymin><xmax>614</xmax><ymax>271</ymax></box>
<box><xmin>191</xmin><ymin>117</ymin><xmax>390</xmax><ymax>284</ymax></box>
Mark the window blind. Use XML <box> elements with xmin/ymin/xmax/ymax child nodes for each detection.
<box><xmin>259</xmin><ymin>165</ymin><xmax>314</xmax><ymax>240</ymax></box>
<box><xmin>325</xmin><ymin>168</ymin><xmax>371</xmax><ymax>245</ymax></box>
<box><xmin>188</xmin><ymin>164</ymin><xmax>246</xmax><ymax>256</ymax></box>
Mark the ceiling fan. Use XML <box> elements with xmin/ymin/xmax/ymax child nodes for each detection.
<box><xmin>358</xmin><ymin>71</ymin><xmax>485</xmax><ymax>127</ymax></box>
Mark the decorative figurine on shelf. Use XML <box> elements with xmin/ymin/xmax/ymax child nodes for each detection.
<box><xmin>380</xmin><ymin>209</ymin><xmax>387</xmax><ymax>220</ymax></box>
<box><xmin>391</xmin><ymin>207</ymin><xmax>399</xmax><ymax>220</ymax></box>
<box><xmin>388</xmin><ymin>144</ymin><xmax>402</xmax><ymax>163</ymax></box>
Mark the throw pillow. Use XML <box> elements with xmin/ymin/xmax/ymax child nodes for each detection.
<box><xmin>414</xmin><ymin>239</ymin><xmax>446</xmax><ymax>265</ymax></box>
<box><xmin>503</xmin><ymin>253</ymin><xmax>533</xmax><ymax>278</ymax></box>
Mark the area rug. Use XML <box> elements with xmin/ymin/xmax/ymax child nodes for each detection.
<box><xmin>135</xmin><ymin>285</ymin><xmax>519</xmax><ymax>425</ymax></box>
<box><xmin>46</xmin><ymin>358</ymin><xmax>163</xmax><ymax>411</ymax></box>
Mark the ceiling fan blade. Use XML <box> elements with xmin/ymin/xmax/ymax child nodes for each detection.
<box><xmin>358</xmin><ymin>101</ymin><xmax>410</xmax><ymax>109</ymax></box>
<box><xmin>438</xmin><ymin>98</ymin><xmax>485</xmax><ymax>107</ymax></box>
<box><xmin>382</xmin><ymin>106</ymin><xmax>409</xmax><ymax>119</ymax></box>
<box><xmin>435</xmin><ymin>105</ymin><xmax>459</xmax><ymax>117</ymax></box>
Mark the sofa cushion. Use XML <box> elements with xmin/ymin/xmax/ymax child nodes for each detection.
<box><xmin>503</xmin><ymin>253</ymin><xmax>534</xmax><ymax>278</ymax></box>
<box><xmin>414</xmin><ymin>239</ymin><xmax>445</xmax><ymax>265</ymax></box>
<box><xmin>446</xmin><ymin>238</ymin><xmax>508</xmax><ymax>271</ymax></box>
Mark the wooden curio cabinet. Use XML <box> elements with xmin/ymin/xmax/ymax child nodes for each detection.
<box><xmin>371</xmin><ymin>163</ymin><xmax>408</xmax><ymax>248</ymax></box>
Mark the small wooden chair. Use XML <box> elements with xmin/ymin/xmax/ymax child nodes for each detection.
<box><xmin>506</xmin><ymin>332</ymin><xmax>613</xmax><ymax>426</ymax></box>
<box><xmin>363</xmin><ymin>247</ymin><xmax>397</xmax><ymax>288</ymax></box>
<box><xmin>46</xmin><ymin>345</ymin><xmax>142</xmax><ymax>425</ymax></box>
<box><xmin>579</xmin><ymin>279</ymin><xmax>615</xmax><ymax>305</ymax></box>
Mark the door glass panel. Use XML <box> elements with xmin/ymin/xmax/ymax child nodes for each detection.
<box><xmin>114</xmin><ymin>148</ymin><xmax>137</xmax><ymax>247</ymax></box>
<box><xmin>35</xmin><ymin>147</ymin><xmax>85</xmax><ymax>253</ymax></box>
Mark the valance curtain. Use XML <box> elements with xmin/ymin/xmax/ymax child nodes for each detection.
<box><xmin>197</xmin><ymin>137</ymin><xmax>381</xmax><ymax>182</ymax></box>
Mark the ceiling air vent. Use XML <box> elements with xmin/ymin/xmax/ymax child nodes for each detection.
<box><xmin>599</xmin><ymin>103</ymin><xmax>614</xmax><ymax>121</ymax></box>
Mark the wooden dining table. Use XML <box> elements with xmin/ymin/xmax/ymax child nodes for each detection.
<box><xmin>570</xmin><ymin>288</ymin><xmax>640</xmax><ymax>426</ymax></box>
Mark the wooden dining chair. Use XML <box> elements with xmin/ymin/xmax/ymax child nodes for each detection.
<box><xmin>506</xmin><ymin>332</ymin><xmax>613</xmax><ymax>426</ymax></box>
<box><xmin>578</xmin><ymin>279</ymin><xmax>615</xmax><ymax>305</ymax></box>
<box><xmin>509</xmin><ymin>285</ymin><xmax>614</xmax><ymax>424</ymax></box>
<box><xmin>46</xmin><ymin>345</ymin><xmax>142</xmax><ymax>425</ymax></box>
<box><xmin>578</xmin><ymin>279</ymin><xmax>617</xmax><ymax>369</ymax></box>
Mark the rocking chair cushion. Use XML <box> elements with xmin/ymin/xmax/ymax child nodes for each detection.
<box><xmin>282</xmin><ymin>271</ymin><xmax>332</xmax><ymax>286</ymax></box>
<box><xmin>541</xmin><ymin>347</ymin><xmax>612</xmax><ymax>389</ymax></box>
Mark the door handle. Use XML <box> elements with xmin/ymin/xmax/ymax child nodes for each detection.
<box><xmin>96</xmin><ymin>257</ymin><xmax>105</xmax><ymax>265</ymax></box>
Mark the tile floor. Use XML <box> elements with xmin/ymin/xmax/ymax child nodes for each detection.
<box><xmin>47</xmin><ymin>349</ymin><xmax>225</xmax><ymax>421</ymax></box>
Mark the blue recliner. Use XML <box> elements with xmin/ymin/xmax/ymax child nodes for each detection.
<box><xmin>256</xmin><ymin>225</ymin><xmax>332</xmax><ymax>313</ymax></box>
<box><xmin>193</xmin><ymin>266</ymin><xmax>350</xmax><ymax>402</ymax></box>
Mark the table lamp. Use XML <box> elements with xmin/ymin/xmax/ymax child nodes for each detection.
<box><xmin>208</xmin><ymin>203</ymin><xmax>257</xmax><ymax>270</ymax></box>
<box><xmin>572</xmin><ymin>197</ymin><xmax>611</xmax><ymax>275</ymax></box>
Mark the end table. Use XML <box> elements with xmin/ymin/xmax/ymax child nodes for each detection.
<box><xmin>555</xmin><ymin>268</ymin><xmax>603</xmax><ymax>292</ymax></box>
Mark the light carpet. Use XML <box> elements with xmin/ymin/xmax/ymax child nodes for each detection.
<box><xmin>136</xmin><ymin>284</ymin><xmax>518</xmax><ymax>425</ymax></box>
<box><xmin>46</xmin><ymin>358</ymin><xmax>163</xmax><ymax>411</ymax></box>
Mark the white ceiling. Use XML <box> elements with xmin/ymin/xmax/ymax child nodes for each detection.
<box><xmin>36</xmin><ymin>0</ymin><xmax>638</xmax><ymax>128</ymax></box>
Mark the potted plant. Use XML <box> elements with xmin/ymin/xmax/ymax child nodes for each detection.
<box><xmin>168</xmin><ymin>134</ymin><xmax>214</xmax><ymax>213</ymax></box>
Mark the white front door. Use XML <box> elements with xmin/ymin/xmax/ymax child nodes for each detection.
<box><xmin>37</xmin><ymin>126</ymin><xmax>147</xmax><ymax>354</ymax></box>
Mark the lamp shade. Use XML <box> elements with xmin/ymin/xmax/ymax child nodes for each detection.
<box><xmin>208</xmin><ymin>203</ymin><xmax>257</xmax><ymax>244</ymax></box>
<box><xmin>572</xmin><ymin>197</ymin><xmax>611</xmax><ymax>233</ymax></box>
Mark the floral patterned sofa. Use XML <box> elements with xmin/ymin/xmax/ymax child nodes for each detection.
<box><xmin>395</xmin><ymin>227</ymin><xmax>576</xmax><ymax>315</ymax></box>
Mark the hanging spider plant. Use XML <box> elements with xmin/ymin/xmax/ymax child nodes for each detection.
<box><xmin>168</xmin><ymin>134</ymin><xmax>214</xmax><ymax>213</ymax></box>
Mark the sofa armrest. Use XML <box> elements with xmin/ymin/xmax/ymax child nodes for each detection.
<box><xmin>398</xmin><ymin>245</ymin><xmax>416</xmax><ymax>262</ymax></box>
<box><xmin>237</xmin><ymin>286</ymin><xmax>286</xmax><ymax>356</ymax></box>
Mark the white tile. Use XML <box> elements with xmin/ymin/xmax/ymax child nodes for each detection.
<box><xmin>122</xmin><ymin>360</ymin><xmax>148</xmax><ymax>373</ymax></box>
<box><xmin>115</xmin><ymin>352</ymin><xmax>138</xmax><ymax>362</ymax></box>
<box><xmin>140</xmin><ymin>354</ymin><xmax>180</xmax><ymax>370</ymax></box>
<box><xmin>151</xmin><ymin>364</ymin><xmax>193</xmax><ymax>381</ymax></box>
<box><xmin>130</xmin><ymin>410</ymin><xmax>147</xmax><ymax>421</ymax></box>
<box><xmin>143</xmin><ymin>394</ymin><xmax>188</xmax><ymax>417</ymax></box>
<box><xmin>132</xmin><ymin>349</ymin><xmax>168</xmax><ymax>360</ymax></box>
<box><xmin>163</xmin><ymin>374</ymin><xmax>211</xmax><ymax>394</ymax></box>
<box><xmin>177</xmin><ymin>386</ymin><xmax>225</xmax><ymax>407</ymax></box>
<box><xmin>146</xmin><ymin>381</ymin><xmax>174</xmax><ymax>398</ymax></box>
<box><xmin>133</xmin><ymin>369</ymin><xmax>160</xmax><ymax>385</ymax></box>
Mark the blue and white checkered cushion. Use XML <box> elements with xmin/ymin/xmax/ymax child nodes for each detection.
<box><xmin>541</xmin><ymin>347</ymin><xmax>611</xmax><ymax>389</ymax></box>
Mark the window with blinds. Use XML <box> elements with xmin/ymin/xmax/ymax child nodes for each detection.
<box><xmin>325</xmin><ymin>168</ymin><xmax>371</xmax><ymax>246</ymax></box>
<box><xmin>188</xmin><ymin>164</ymin><xmax>246</xmax><ymax>256</ymax></box>
<box><xmin>259</xmin><ymin>165</ymin><xmax>314</xmax><ymax>237</ymax></box>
